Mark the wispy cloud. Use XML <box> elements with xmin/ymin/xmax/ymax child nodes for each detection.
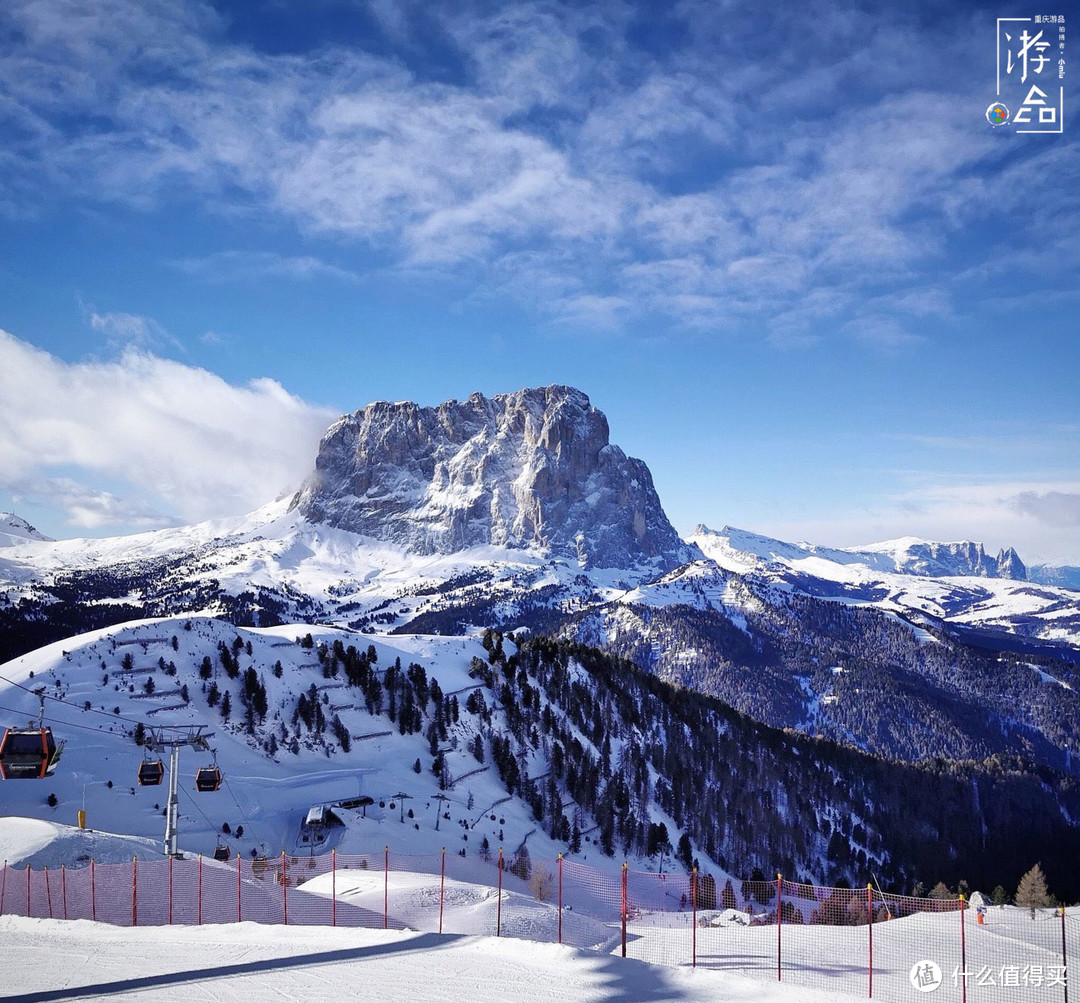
<box><xmin>1013</xmin><ymin>491</ymin><xmax>1080</xmax><ymax>529</ymax></box>
<box><xmin>842</xmin><ymin>315</ymin><xmax>923</xmax><ymax>350</ymax></box>
<box><xmin>82</xmin><ymin>306</ymin><xmax>182</xmax><ymax>352</ymax></box>
<box><xmin>0</xmin><ymin>329</ymin><xmax>337</xmax><ymax>529</ymax></box>
<box><xmin>173</xmin><ymin>251</ymin><xmax>360</xmax><ymax>283</ymax></box>
<box><xmin>0</xmin><ymin>0</ymin><xmax>1072</xmax><ymax>338</ymax></box>
<box><xmin>10</xmin><ymin>476</ymin><xmax>179</xmax><ymax>531</ymax></box>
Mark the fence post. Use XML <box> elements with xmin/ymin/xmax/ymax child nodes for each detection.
<box><xmin>236</xmin><ymin>854</ymin><xmax>241</xmax><ymax>923</ymax></box>
<box><xmin>198</xmin><ymin>854</ymin><xmax>203</xmax><ymax>926</ymax></box>
<box><xmin>867</xmin><ymin>884</ymin><xmax>873</xmax><ymax>999</ymax></box>
<box><xmin>557</xmin><ymin>855</ymin><xmax>565</xmax><ymax>945</ymax></box>
<box><xmin>168</xmin><ymin>854</ymin><xmax>173</xmax><ymax>925</ymax></box>
<box><xmin>331</xmin><ymin>850</ymin><xmax>336</xmax><ymax>928</ymax></box>
<box><xmin>26</xmin><ymin>863</ymin><xmax>30</xmax><ymax>917</ymax></box>
<box><xmin>497</xmin><ymin>848</ymin><xmax>503</xmax><ymax>937</ymax></box>
<box><xmin>45</xmin><ymin>866</ymin><xmax>52</xmax><ymax>918</ymax></box>
<box><xmin>776</xmin><ymin>874</ymin><xmax>783</xmax><ymax>981</ymax></box>
<box><xmin>282</xmin><ymin>852</ymin><xmax>288</xmax><ymax>925</ymax></box>
<box><xmin>132</xmin><ymin>856</ymin><xmax>138</xmax><ymax>927</ymax></box>
<box><xmin>621</xmin><ymin>862</ymin><xmax>628</xmax><ymax>958</ymax></box>
<box><xmin>1061</xmin><ymin>906</ymin><xmax>1068</xmax><ymax>1003</ymax></box>
<box><xmin>439</xmin><ymin>847</ymin><xmax>445</xmax><ymax>935</ymax></box>
<box><xmin>384</xmin><ymin>847</ymin><xmax>389</xmax><ymax>930</ymax></box>
<box><xmin>91</xmin><ymin>859</ymin><xmax>96</xmax><ymax>922</ymax></box>
<box><xmin>0</xmin><ymin>860</ymin><xmax>6</xmax><ymax>915</ymax></box>
<box><xmin>692</xmin><ymin>867</ymin><xmax>697</xmax><ymax>968</ymax></box>
<box><xmin>62</xmin><ymin>865</ymin><xmax>67</xmax><ymax>920</ymax></box>
<box><xmin>959</xmin><ymin>895</ymin><xmax>967</xmax><ymax>1003</ymax></box>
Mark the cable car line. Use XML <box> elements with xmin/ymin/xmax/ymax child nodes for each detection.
<box><xmin>0</xmin><ymin>672</ymin><xmax>146</xmax><ymax>730</ymax></box>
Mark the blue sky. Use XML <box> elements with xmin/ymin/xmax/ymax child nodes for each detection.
<box><xmin>1</xmin><ymin>0</ymin><xmax>1078</xmax><ymax>564</ymax></box>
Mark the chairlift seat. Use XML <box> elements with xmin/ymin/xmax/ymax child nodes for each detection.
<box><xmin>213</xmin><ymin>843</ymin><xmax>231</xmax><ymax>862</ymax></box>
<box><xmin>138</xmin><ymin>758</ymin><xmax>164</xmax><ymax>786</ymax></box>
<box><xmin>195</xmin><ymin>766</ymin><xmax>222</xmax><ymax>792</ymax></box>
<box><xmin>0</xmin><ymin>727</ymin><xmax>61</xmax><ymax>780</ymax></box>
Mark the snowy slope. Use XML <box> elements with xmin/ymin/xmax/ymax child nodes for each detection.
<box><xmin>0</xmin><ymin>914</ymin><xmax>866</xmax><ymax>1003</ymax></box>
<box><xmin>1</xmin><ymin>817</ymin><xmax>1075</xmax><ymax>1003</ymax></box>
<box><xmin>689</xmin><ymin>525</ymin><xmax>1080</xmax><ymax>648</ymax></box>
<box><xmin>0</xmin><ymin>618</ymin><xmax>538</xmax><ymax>865</ymax></box>
<box><xmin>0</xmin><ymin>615</ymin><xmax>733</xmax><ymax>891</ymax></box>
<box><xmin>0</xmin><ymin>512</ymin><xmax>53</xmax><ymax>548</ymax></box>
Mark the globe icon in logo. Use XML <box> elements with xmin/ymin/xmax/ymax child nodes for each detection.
<box><xmin>986</xmin><ymin>102</ymin><xmax>1010</xmax><ymax>126</ymax></box>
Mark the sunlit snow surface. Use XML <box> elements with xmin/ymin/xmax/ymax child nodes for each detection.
<box><xmin>0</xmin><ymin>914</ymin><xmax>866</xmax><ymax>1003</ymax></box>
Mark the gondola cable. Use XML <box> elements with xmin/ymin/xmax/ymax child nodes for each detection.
<box><xmin>0</xmin><ymin>672</ymin><xmax>147</xmax><ymax>730</ymax></box>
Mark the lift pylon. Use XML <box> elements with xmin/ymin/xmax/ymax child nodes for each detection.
<box><xmin>141</xmin><ymin>725</ymin><xmax>214</xmax><ymax>857</ymax></box>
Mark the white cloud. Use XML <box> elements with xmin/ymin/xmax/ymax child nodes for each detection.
<box><xmin>0</xmin><ymin>0</ymin><xmax>1069</xmax><ymax>338</ymax></box>
<box><xmin>552</xmin><ymin>294</ymin><xmax>630</xmax><ymax>331</ymax></box>
<box><xmin>841</xmin><ymin>315</ymin><xmax>923</xmax><ymax>350</ymax></box>
<box><xmin>1013</xmin><ymin>491</ymin><xmax>1080</xmax><ymax>529</ymax></box>
<box><xmin>85</xmin><ymin>308</ymin><xmax>179</xmax><ymax>351</ymax></box>
<box><xmin>0</xmin><ymin>329</ymin><xmax>338</xmax><ymax>529</ymax></box>
<box><xmin>172</xmin><ymin>251</ymin><xmax>360</xmax><ymax>283</ymax></box>
<box><xmin>11</xmin><ymin>477</ymin><xmax>179</xmax><ymax>531</ymax></box>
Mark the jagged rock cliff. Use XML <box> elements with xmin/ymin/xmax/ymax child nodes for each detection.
<box><xmin>890</xmin><ymin>540</ymin><xmax>1027</xmax><ymax>580</ymax></box>
<box><xmin>291</xmin><ymin>385</ymin><xmax>691</xmax><ymax>569</ymax></box>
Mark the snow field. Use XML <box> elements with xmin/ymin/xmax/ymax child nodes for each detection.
<box><xmin>3</xmin><ymin>819</ymin><xmax>1078</xmax><ymax>1003</ymax></box>
<box><xmin>0</xmin><ymin>915</ymin><xmax>865</xmax><ymax>1003</ymax></box>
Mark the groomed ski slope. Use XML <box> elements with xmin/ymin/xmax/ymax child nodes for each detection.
<box><xmin>0</xmin><ymin>916</ymin><xmax>862</xmax><ymax>1003</ymax></box>
<box><xmin>0</xmin><ymin>820</ymin><xmax>860</xmax><ymax>1002</ymax></box>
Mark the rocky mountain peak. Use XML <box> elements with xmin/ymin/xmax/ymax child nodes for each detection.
<box><xmin>291</xmin><ymin>385</ymin><xmax>690</xmax><ymax>569</ymax></box>
<box><xmin>0</xmin><ymin>513</ymin><xmax>53</xmax><ymax>547</ymax></box>
<box><xmin>892</xmin><ymin>540</ymin><xmax>1028</xmax><ymax>580</ymax></box>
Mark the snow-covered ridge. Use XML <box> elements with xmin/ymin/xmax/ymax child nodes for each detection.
<box><xmin>687</xmin><ymin>524</ymin><xmax>1079</xmax><ymax>648</ymax></box>
<box><xmin>691</xmin><ymin>525</ymin><xmax>1026</xmax><ymax>581</ymax></box>
<box><xmin>0</xmin><ymin>512</ymin><xmax>53</xmax><ymax>547</ymax></box>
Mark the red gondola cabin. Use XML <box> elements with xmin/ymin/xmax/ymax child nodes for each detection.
<box><xmin>0</xmin><ymin>728</ymin><xmax>61</xmax><ymax>780</ymax></box>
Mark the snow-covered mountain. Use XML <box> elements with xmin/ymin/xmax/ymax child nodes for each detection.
<box><xmin>291</xmin><ymin>386</ymin><xmax>692</xmax><ymax>571</ymax></box>
<box><xmin>3</xmin><ymin>385</ymin><xmax>1080</xmax><ymax>900</ymax></box>
<box><xmin>2</xmin><ymin>385</ymin><xmax>1080</xmax><ymax>862</ymax></box>
<box><xmin>688</xmin><ymin>524</ymin><xmax>1079</xmax><ymax>651</ymax></box>
<box><xmin>1029</xmin><ymin>562</ymin><xmax>1080</xmax><ymax>591</ymax></box>
<box><xmin>691</xmin><ymin>524</ymin><xmax>1027</xmax><ymax>580</ymax></box>
<box><xmin>0</xmin><ymin>513</ymin><xmax>53</xmax><ymax>547</ymax></box>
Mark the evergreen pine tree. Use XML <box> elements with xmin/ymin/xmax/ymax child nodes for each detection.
<box><xmin>676</xmin><ymin>833</ymin><xmax>693</xmax><ymax>871</ymax></box>
<box><xmin>1015</xmin><ymin>863</ymin><xmax>1052</xmax><ymax>916</ymax></box>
